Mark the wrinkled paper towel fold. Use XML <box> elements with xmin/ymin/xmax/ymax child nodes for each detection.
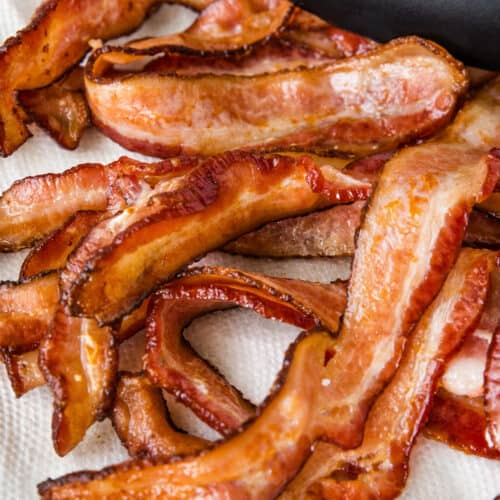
<box><xmin>0</xmin><ymin>1</ymin><xmax>498</xmax><ymax>498</ymax></box>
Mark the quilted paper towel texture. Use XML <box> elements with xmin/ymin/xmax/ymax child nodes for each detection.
<box><xmin>0</xmin><ymin>1</ymin><xmax>499</xmax><ymax>498</ymax></box>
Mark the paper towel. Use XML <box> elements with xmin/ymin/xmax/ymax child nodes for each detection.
<box><xmin>0</xmin><ymin>2</ymin><xmax>498</xmax><ymax>498</ymax></box>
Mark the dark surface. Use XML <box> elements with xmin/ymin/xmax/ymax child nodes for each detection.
<box><xmin>298</xmin><ymin>0</ymin><xmax>500</xmax><ymax>70</ymax></box>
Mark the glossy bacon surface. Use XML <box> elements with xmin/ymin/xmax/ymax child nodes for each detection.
<box><xmin>39</xmin><ymin>307</ymin><xmax>117</xmax><ymax>456</ymax></box>
<box><xmin>0</xmin><ymin>0</ymin><xmax>178</xmax><ymax>156</ymax></box>
<box><xmin>282</xmin><ymin>249</ymin><xmax>495</xmax><ymax>499</ymax></box>
<box><xmin>425</xmin><ymin>390</ymin><xmax>500</xmax><ymax>459</ymax></box>
<box><xmin>145</xmin><ymin>266</ymin><xmax>347</xmax><ymax>434</ymax></box>
<box><xmin>39</xmin><ymin>78</ymin><xmax>500</xmax><ymax>500</ymax></box>
<box><xmin>112</xmin><ymin>373</ymin><xmax>207</xmax><ymax>458</ymax></box>
<box><xmin>17</xmin><ymin>68</ymin><xmax>89</xmax><ymax>150</ymax></box>
<box><xmin>86</xmin><ymin>37</ymin><xmax>467</xmax><ymax>157</ymax></box>
<box><xmin>61</xmin><ymin>151</ymin><xmax>371</xmax><ymax>324</ymax></box>
<box><xmin>0</xmin><ymin>273</ymin><xmax>59</xmax><ymax>352</ymax></box>
<box><xmin>0</xmin><ymin>155</ymin><xmax>190</xmax><ymax>252</ymax></box>
<box><xmin>38</xmin><ymin>249</ymin><xmax>494</xmax><ymax>499</ymax></box>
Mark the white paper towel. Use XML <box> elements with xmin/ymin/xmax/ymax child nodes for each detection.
<box><xmin>0</xmin><ymin>2</ymin><xmax>498</xmax><ymax>498</ymax></box>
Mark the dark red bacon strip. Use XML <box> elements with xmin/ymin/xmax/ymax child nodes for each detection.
<box><xmin>61</xmin><ymin>151</ymin><xmax>371</xmax><ymax>324</ymax></box>
<box><xmin>145</xmin><ymin>266</ymin><xmax>347</xmax><ymax>434</ymax></box>
<box><xmin>86</xmin><ymin>37</ymin><xmax>467</xmax><ymax>158</ymax></box>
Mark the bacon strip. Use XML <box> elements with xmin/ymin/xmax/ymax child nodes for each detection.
<box><xmin>0</xmin><ymin>155</ymin><xmax>194</xmax><ymax>251</ymax></box>
<box><xmin>61</xmin><ymin>151</ymin><xmax>371</xmax><ymax>324</ymax></box>
<box><xmin>39</xmin><ymin>307</ymin><xmax>117</xmax><ymax>456</ymax></box>
<box><xmin>86</xmin><ymin>37</ymin><xmax>467</xmax><ymax>158</ymax></box>
<box><xmin>112</xmin><ymin>372</ymin><xmax>208</xmax><ymax>458</ymax></box>
<box><xmin>39</xmin><ymin>78</ymin><xmax>500</xmax><ymax>499</ymax></box>
<box><xmin>0</xmin><ymin>349</ymin><xmax>45</xmax><ymax>398</ymax></box>
<box><xmin>145</xmin><ymin>266</ymin><xmax>347</xmax><ymax>434</ymax></box>
<box><xmin>282</xmin><ymin>249</ymin><xmax>495</xmax><ymax>499</ymax></box>
<box><xmin>425</xmin><ymin>390</ymin><xmax>500</xmax><ymax>459</ymax></box>
<box><xmin>17</xmin><ymin>68</ymin><xmax>90</xmax><ymax>150</ymax></box>
<box><xmin>485</xmin><ymin>328</ymin><xmax>500</xmax><ymax>449</ymax></box>
<box><xmin>37</xmin><ymin>249</ymin><xmax>493</xmax><ymax>499</ymax></box>
<box><xmin>0</xmin><ymin>273</ymin><xmax>59</xmax><ymax>352</ymax></box>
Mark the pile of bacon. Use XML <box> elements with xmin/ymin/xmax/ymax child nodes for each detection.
<box><xmin>0</xmin><ymin>0</ymin><xmax>499</xmax><ymax>498</ymax></box>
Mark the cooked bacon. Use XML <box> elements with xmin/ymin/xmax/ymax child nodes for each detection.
<box><xmin>37</xmin><ymin>249</ymin><xmax>493</xmax><ymax>499</ymax></box>
<box><xmin>39</xmin><ymin>307</ymin><xmax>117</xmax><ymax>456</ymax></box>
<box><xmin>485</xmin><ymin>327</ymin><xmax>500</xmax><ymax>449</ymax></box>
<box><xmin>0</xmin><ymin>349</ymin><xmax>45</xmax><ymax>398</ymax></box>
<box><xmin>226</xmin><ymin>205</ymin><xmax>500</xmax><ymax>257</ymax></box>
<box><xmin>145</xmin><ymin>266</ymin><xmax>347</xmax><ymax>434</ymax></box>
<box><xmin>112</xmin><ymin>372</ymin><xmax>208</xmax><ymax>458</ymax></box>
<box><xmin>0</xmin><ymin>155</ymin><xmax>192</xmax><ymax>251</ymax></box>
<box><xmin>61</xmin><ymin>151</ymin><xmax>371</xmax><ymax>324</ymax></box>
<box><xmin>39</xmin><ymin>79</ymin><xmax>500</xmax><ymax>499</ymax></box>
<box><xmin>0</xmin><ymin>273</ymin><xmax>59</xmax><ymax>352</ymax></box>
<box><xmin>0</xmin><ymin>0</ymin><xmax>185</xmax><ymax>156</ymax></box>
<box><xmin>86</xmin><ymin>37</ymin><xmax>467</xmax><ymax>157</ymax></box>
<box><xmin>17</xmin><ymin>68</ymin><xmax>89</xmax><ymax>150</ymax></box>
<box><xmin>282</xmin><ymin>249</ymin><xmax>495</xmax><ymax>498</ymax></box>
<box><xmin>20</xmin><ymin>211</ymin><xmax>105</xmax><ymax>279</ymax></box>
<box><xmin>442</xmin><ymin>266</ymin><xmax>500</xmax><ymax>399</ymax></box>
<box><xmin>225</xmin><ymin>202</ymin><xmax>364</xmax><ymax>257</ymax></box>
<box><xmin>425</xmin><ymin>390</ymin><xmax>500</xmax><ymax>459</ymax></box>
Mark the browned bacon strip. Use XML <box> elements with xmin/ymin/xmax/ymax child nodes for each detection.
<box><xmin>86</xmin><ymin>37</ymin><xmax>467</xmax><ymax>158</ymax></box>
<box><xmin>145</xmin><ymin>266</ymin><xmax>346</xmax><ymax>434</ymax></box>
<box><xmin>425</xmin><ymin>390</ymin><xmax>500</xmax><ymax>459</ymax></box>
<box><xmin>37</xmin><ymin>249</ymin><xmax>494</xmax><ymax>499</ymax></box>
<box><xmin>282</xmin><ymin>249</ymin><xmax>495</xmax><ymax>499</ymax></box>
<box><xmin>485</xmin><ymin>327</ymin><xmax>500</xmax><ymax>449</ymax></box>
<box><xmin>17</xmin><ymin>68</ymin><xmax>89</xmax><ymax>150</ymax></box>
<box><xmin>0</xmin><ymin>349</ymin><xmax>45</xmax><ymax>398</ymax></box>
<box><xmin>112</xmin><ymin>373</ymin><xmax>208</xmax><ymax>458</ymax></box>
<box><xmin>61</xmin><ymin>151</ymin><xmax>371</xmax><ymax>324</ymax></box>
<box><xmin>0</xmin><ymin>273</ymin><xmax>59</xmax><ymax>352</ymax></box>
<box><xmin>0</xmin><ymin>155</ymin><xmax>193</xmax><ymax>251</ymax></box>
<box><xmin>0</xmin><ymin>0</ymin><xmax>294</xmax><ymax>156</ymax></box>
<box><xmin>39</xmin><ymin>307</ymin><xmax>117</xmax><ymax>456</ymax></box>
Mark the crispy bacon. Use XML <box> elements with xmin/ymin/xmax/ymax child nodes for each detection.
<box><xmin>0</xmin><ymin>273</ymin><xmax>59</xmax><ymax>352</ymax></box>
<box><xmin>425</xmin><ymin>390</ymin><xmax>500</xmax><ymax>459</ymax></box>
<box><xmin>39</xmin><ymin>78</ymin><xmax>500</xmax><ymax>499</ymax></box>
<box><xmin>112</xmin><ymin>372</ymin><xmax>208</xmax><ymax>458</ymax></box>
<box><xmin>38</xmin><ymin>249</ymin><xmax>493</xmax><ymax>499</ymax></box>
<box><xmin>17</xmin><ymin>68</ymin><xmax>89</xmax><ymax>150</ymax></box>
<box><xmin>145</xmin><ymin>266</ymin><xmax>347</xmax><ymax>434</ymax></box>
<box><xmin>61</xmin><ymin>151</ymin><xmax>371</xmax><ymax>324</ymax></box>
<box><xmin>282</xmin><ymin>249</ymin><xmax>495</xmax><ymax>498</ymax></box>
<box><xmin>0</xmin><ymin>349</ymin><xmax>45</xmax><ymax>398</ymax></box>
<box><xmin>0</xmin><ymin>155</ymin><xmax>193</xmax><ymax>251</ymax></box>
<box><xmin>0</xmin><ymin>0</ymin><xmax>170</xmax><ymax>156</ymax></box>
<box><xmin>39</xmin><ymin>307</ymin><xmax>117</xmax><ymax>456</ymax></box>
<box><xmin>86</xmin><ymin>37</ymin><xmax>467</xmax><ymax>157</ymax></box>
<box><xmin>485</xmin><ymin>328</ymin><xmax>500</xmax><ymax>449</ymax></box>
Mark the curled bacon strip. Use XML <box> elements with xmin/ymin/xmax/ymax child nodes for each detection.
<box><xmin>145</xmin><ymin>266</ymin><xmax>347</xmax><ymax>434</ymax></box>
<box><xmin>39</xmin><ymin>308</ymin><xmax>117</xmax><ymax>456</ymax></box>
<box><xmin>112</xmin><ymin>372</ymin><xmax>207</xmax><ymax>458</ymax></box>
<box><xmin>38</xmin><ymin>249</ymin><xmax>494</xmax><ymax>499</ymax></box>
<box><xmin>61</xmin><ymin>151</ymin><xmax>371</xmax><ymax>324</ymax></box>
<box><xmin>86</xmin><ymin>37</ymin><xmax>467</xmax><ymax>158</ymax></box>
